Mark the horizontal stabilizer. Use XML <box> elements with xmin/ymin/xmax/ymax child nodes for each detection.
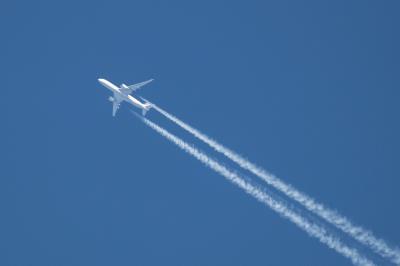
<box><xmin>142</xmin><ymin>102</ymin><xmax>152</xmax><ymax>116</ymax></box>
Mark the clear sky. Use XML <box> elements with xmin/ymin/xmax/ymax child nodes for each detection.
<box><xmin>2</xmin><ymin>1</ymin><xmax>400</xmax><ymax>265</ymax></box>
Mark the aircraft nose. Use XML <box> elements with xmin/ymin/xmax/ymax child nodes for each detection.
<box><xmin>98</xmin><ymin>78</ymin><xmax>107</xmax><ymax>85</ymax></box>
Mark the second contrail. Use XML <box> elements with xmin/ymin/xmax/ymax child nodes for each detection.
<box><xmin>135</xmin><ymin>113</ymin><xmax>375</xmax><ymax>266</ymax></box>
<box><xmin>148</xmin><ymin>102</ymin><xmax>400</xmax><ymax>265</ymax></box>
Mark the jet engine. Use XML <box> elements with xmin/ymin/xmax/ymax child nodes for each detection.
<box><xmin>108</xmin><ymin>96</ymin><xmax>114</xmax><ymax>102</ymax></box>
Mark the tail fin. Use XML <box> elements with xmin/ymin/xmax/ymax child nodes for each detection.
<box><xmin>142</xmin><ymin>102</ymin><xmax>152</xmax><ymax>116</ymax></box>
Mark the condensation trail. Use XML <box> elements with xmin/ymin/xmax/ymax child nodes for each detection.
<box><xmin>136</xmin><ymin>114</ymin><xmax>375</xmax><ymax>266</ymax></box>
<box><xmin>148</xmin><ymin>102</ymin><xmax>400</xmax><ymax>265</ymax></box>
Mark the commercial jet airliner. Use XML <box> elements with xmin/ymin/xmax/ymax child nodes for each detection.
<box><xmin>98</xmin><ymin>78</ymin><xmax>153</xmax><ymax>116</ymax></box>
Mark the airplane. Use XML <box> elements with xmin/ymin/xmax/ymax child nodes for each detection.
<box><xmin>98</xmin><ymin>78</ymin><xmax>153</xmax><ymax>116</ymax></box>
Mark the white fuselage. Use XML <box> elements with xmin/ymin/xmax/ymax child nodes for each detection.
<box><xmin>98</xmin><ymin>78</ymin><xmax>147</xmax><ymax>109</ymax></box>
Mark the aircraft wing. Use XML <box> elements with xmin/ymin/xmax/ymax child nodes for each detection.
<box><xmin>112</xmin><ymin>93</ymin><xmax>122</xmax><ymax>116</ymax></box>
<box><xmin>120</xmin><ymin>79</ymin><xmax>153</xmax><ymax>94</ymax></box>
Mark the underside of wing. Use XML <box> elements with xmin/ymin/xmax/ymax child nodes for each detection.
<box><xmin>120</xmin><ymin>79</ymin><xmax>153</xmax><ymax>95</ymax></box>
<box><xmin>112</xmin><ymin>101</ymin><xmax>120</xmax><ymax>116</ymax></box>
<box><xmin>111</xmin><ymin>93</ymin><xmax>122</xmax><ymax>116</ymax></box>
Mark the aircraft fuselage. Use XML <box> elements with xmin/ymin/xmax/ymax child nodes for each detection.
<box><xmin>98</xmin><ymin>78</ymin><xmax>147</xmax><ymax>110</ymax></box>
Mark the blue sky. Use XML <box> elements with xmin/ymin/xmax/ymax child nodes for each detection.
<box><xmin>2</xmin><ymin>1</ymin><xmax>400</xmax><ymax>265</ymax></box>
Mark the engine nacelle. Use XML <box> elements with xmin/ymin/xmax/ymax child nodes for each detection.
<box><xmin>108</xmin><ymin>96</ymin><xmax>114</xmax><ymax>102</ymax></box>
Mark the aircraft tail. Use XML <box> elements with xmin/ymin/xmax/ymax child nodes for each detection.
<box><xmin>142</xmin><ymin>102</ymin><xmax>152</xmax><ymax>116</ymax></box>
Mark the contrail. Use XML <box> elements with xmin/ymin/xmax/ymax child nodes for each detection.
<box><xmin>148</xmin><ymin>102</ymin><xmax>400</xmax><ymax>265</ymax></box>
<box><xmin>135</xmin><ymin>114</ymin><xmax>375</xmax><ymax>266</ymax></box>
